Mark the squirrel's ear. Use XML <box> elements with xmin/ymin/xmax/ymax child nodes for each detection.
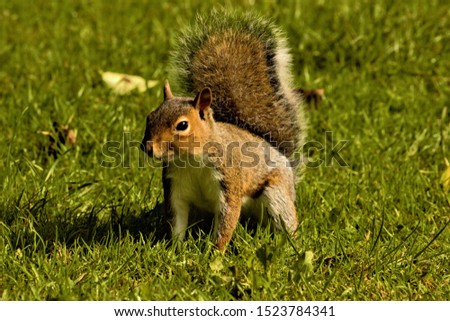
<box><xmin>163</xmin><ymin>80</ymin><xmax>173</xmax><ymax>101</ymax></box>
<box><xmin>194</xmin><ymin>88</ymin><xmax>212</xmax><ymax>112</ymax></box>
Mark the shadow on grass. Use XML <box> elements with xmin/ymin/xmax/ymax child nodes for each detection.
<box><xmin>3</xmin><ymin>197</ymin><xmax>266</xmax><ymax>254</ymax></box>
<box><xmin>2</xmin><ymin>201</ymin><xmax>172</xmax><ymax>253</ymax></box>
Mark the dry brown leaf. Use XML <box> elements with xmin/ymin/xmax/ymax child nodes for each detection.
<box><xmin>297</xmin><ymin>88</ymin><xmax>325</xmax><ymax>109</ymax></box>
<box><xmin>36</xmin><ymin>118</ymin><xmax>77</xmax><ymax>158</ymax></box>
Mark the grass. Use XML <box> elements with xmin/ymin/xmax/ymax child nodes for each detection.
<box><xmin>1</xmin><ymin>0</ymin><xmax>449</xmax><ymax>300</ymax></box>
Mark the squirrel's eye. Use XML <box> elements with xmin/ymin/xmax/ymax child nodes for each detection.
<box><xmin>176</xmin><ymin>121</ymin><xmax>189</xmax><ymax>131</ymax></box>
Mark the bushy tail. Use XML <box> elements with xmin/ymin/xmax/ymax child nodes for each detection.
<box><xmin>171</xmin><ymin>10</ymin><xmax>306</xmax><ymax>157</ymax></box>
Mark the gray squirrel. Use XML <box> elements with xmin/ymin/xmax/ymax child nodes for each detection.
<box><xmin>141</xmin><ymin>11</ymin><xmax>306</xmax><ymax>251</ymax></box>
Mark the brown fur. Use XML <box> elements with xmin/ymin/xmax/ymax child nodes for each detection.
<box><xmin>142</xmin><ymin>83</ymin><xmax>298</xmax><ymax>251</ymax></box>
<box><xmin>177</xmin><ymin>26</ymin><xmax>306</xmax><ymax>158</ymax></box>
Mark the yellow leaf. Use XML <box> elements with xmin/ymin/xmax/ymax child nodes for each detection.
<box><xmin>101</xmin><ymin>71</ymin><xmax>158</xmax><ymax>95</ymax></box>
<box><xmin>36</xmin><ymin>130</ymin><xmax>52</xmax><ymax>136</ymax></box>
<box><xmin>304</xmin><ymin>250</ymin><xmax>314</xmax><ymax>269</ymax></box>
<box><xmin>147</xmin><ymin>80</ymin><xmax>159</xmax><ymax>89</ymax></box>
<box><xmin>209</xmin><ymin>256</ymin><xmax>224</xmax><ymax>272</ymax></box>
<box><xmin>298</xmin><ymin>250</ymin><xmax>314</xmax><ymax>275</ymax></box>
<box><xmin>441</xmin><ymin>165</ymin><xmax>450</xmax><ymax>191</ymax></box>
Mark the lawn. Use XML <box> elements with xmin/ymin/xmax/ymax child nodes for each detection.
<box><xmin>1</xmin><ymin>0</ymin><xmax>449</xmax><ymax>300</ymax></box>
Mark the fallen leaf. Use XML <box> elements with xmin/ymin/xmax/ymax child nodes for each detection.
<box><xmin>209</xmin><ymin>256</ymin><xmax>224</xmax><ymax>272</ymax></box>
<box><xmin>296</xmin><ymin>88</ymin><xmax>325</xmax><ymax>109</ymax></box>
<box><xmin>36</xmin><ymin>130</ymin><xmax>52</xmax><ymax>136</ymax></box>
<box><xmin>101</xmin><ymin>71</ymin><xmax>158</xmax><ymax>95</ymax></box>
<box><xmin>146</xmin><ymin>80</ymin><xmax>159</xmax><ymax>89</ymax></box>
<box><xmin>297</xmin><ymin>250</ymin><xmax>314</xmax><ymax>275</ymax></box>
<box><xmin>36</xmin><ymin>117</ymin><xmax>77</xmax><ymax>159</ymax></box>
<box><xmin>303</xmin><ymin>250</ymin><xmax>314</xmax><ymax>271</ymax></box>
<box><xmin>441</xmin><ymin>163</ymin><xmax>450</xmax><ymax>191</ymax></box>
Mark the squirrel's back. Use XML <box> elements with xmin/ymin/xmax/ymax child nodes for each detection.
<box><xmin>172</xmin><ymin>11</ymin><xmax>306</xmax><ymax>158</ymax></box>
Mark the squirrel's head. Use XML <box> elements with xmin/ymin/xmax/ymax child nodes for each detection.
<box><xmin>141</xmin><ymin>80</ymin><xmax>214</xmax><ymax>161</ymax></box>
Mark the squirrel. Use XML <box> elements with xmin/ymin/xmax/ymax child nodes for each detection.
<box><xmin>141</xmin><ymin>11</ymin><xmax>306</xmax><ymax>251</ymax></box>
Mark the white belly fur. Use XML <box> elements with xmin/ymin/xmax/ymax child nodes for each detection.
<box><xmin>167</xmin><ymin>164</ymin><xmax>269</xmax><ymax>234</ymax></box>
<box><xmin>168</xmin><ymin>164</ymin><xmax>223</xmax><ymax>215</ymax></box>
